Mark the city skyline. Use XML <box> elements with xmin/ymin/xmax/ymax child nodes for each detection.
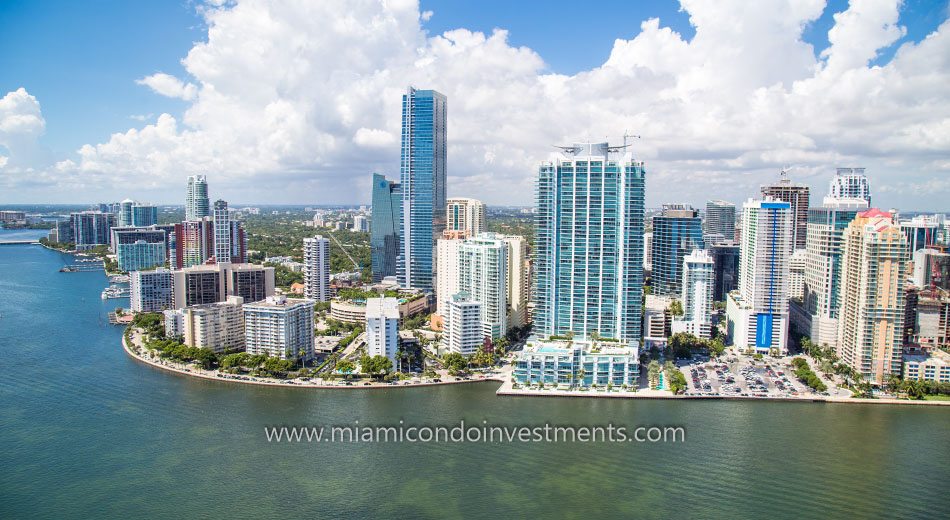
<box><xmin>2</xmin><ymin>3</ymin><xmax>950</xmax><ymax>518</ymax></box>
<box><xmin>1</xmin><ymin>1</ymin><xmax>949</xmax><ymax>210</ymax></box>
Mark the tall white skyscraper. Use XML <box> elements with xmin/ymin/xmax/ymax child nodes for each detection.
<box><xmin>365</xmin><ymin>297</ymin><xmax>400</xmax><ymax>365</ymax></box>
<box><xmin>672</xmin><ymin>249</ymin><xmax>714</xmax><ymax>339</ymax></box>
<box><xmin>213</xmin><ymin>199</ymin><xmax>231</xmax><ymax>264</ymax></box>
<box><xmin>829</xmin><ymin>168</ymin><xmax>871</xmax><ymax>205</ymax></box>
<box><xmin>185</xmin><ymin>175</ymin><xmax>210</xmax><ymax>221</ymax></box>
<box><xmin>303</xmin><ymin>236</ymin><xmax>330</xmax><ymax>302</ymax></box>
<box><xmin>726</xmin><ymin>198</ymin><xmax>792</xmax><ymax>354</ymax></box>
<box><xmin>457</xmin><ymin>233</ymin><xmax>508</xmax><ymax>340</ymax></box>
<box><xmin>447</xmin><ymin>198</ymin><xmax>486</xmax><ymax>235</ymax></box>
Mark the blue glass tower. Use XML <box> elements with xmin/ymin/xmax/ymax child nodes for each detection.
<box><xmin>398</xmin><ymin>87</ymin><xmax>447</xmax><ymax>291</ymax></box>
<box><xmin>534</xmin><ymin>142</ymin><xmax>645</xmax><ymax>343</ymax></box>
<box><xmin>131</xmin><ymin>204</ymin><xmax>158</xmax><ymax>227</ymax></box>
<box><xmin>371</xmin><ymin>173</ymin><xmax>402</xmax><ymax>282</ymax></box>
<box><xmin>651</xmin><ymin>204</ymin><xmax>704</xmax><ymax>296</ymax></box>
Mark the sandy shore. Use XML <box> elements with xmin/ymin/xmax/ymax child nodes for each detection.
<box><xmin>122</xmin><ymin>334</ymin><xmax>503</xmax><ymax>390</ymax></box>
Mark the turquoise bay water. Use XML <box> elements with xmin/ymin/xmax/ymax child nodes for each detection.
<box><xmin>1</xmin><ymin>235</ymin><xmax>949</xmax><ymax>519</ymax></box>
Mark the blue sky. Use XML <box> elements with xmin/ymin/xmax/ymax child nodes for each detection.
<box><xmin>3</xmin><ymin>0</ymin><xmax>945</xmax><ymax>160</ymax></box>
<box><xmin>1</xmin><ymin>1</ymin><xmax>949</xmax><ymax>208</ymax></box>
<box><xmin>0</xmin><ymin>0</ymin><xmax>202</xmax><ymax>155</ymax></box>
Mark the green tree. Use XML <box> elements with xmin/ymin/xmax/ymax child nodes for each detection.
<box><xmin>668</xmin><ymin>300</ymin><xmax>684</xmax><ymax>317</ymax></box>
<box><xmin>361</xmin><ymin>355</ymin><xmax>393</xmax><ymax>380</ymax></box>
<box><xmin>336</xmin><ymin>359</ymin><xmax>355</xmax><ymax>379</ymax></box>
<box><xmin>647</xmin><ymin>360</ymin><xmax>661</xmax><ymax>389</ymax></box>
<box><xmin>443</xmin><ymin>352</ymin><xmax>468</xmax><ymax>375</ymax></box>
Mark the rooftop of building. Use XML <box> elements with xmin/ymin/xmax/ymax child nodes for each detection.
<box><xmin>365</xmin><ymin>297</ymin><xmax>400</xmax><ymax>318</ymax></box>
<box><xmin>523</xmin><ymin>336</ymin><xmax>637</xmax><ymax>356</ymax></box>
<box><xmin>244</xmin><ymin>295</ymin><xmax>313</xmax><ymax>309</ymax></box>
<box><xmin>187</xmin><ymin>295</ymin><xmax>244</xmax><ymax>311</ymax></box>
<box><xmin>177</xmin><ymin>262</ymin><xmax>273</xmax><ymax>273</ymax></box>
<box><xmin>818</xmin><ymin>196</ymin><xmax>870</xmax><ymax>209</ymax></box>
<box><xmin>903</xmin><ymin>349</ymin><xmax>950</xmax><ymax>365</ymax></box>
<box><xmin>746</xmin><ymin>196</ymin><xmax>792</xmax><ymax>209</ymax></box>
<box><xmin>858</xmin><ymin>208</ymin><xmax>892</xmax><ymax>219</ymax></box>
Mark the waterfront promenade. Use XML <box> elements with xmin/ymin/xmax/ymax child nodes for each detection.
<box><xmin>494</xmin><ymin>372</ymin><xmax>950</xmax><ymax>406</ymax></box>
<box><xmin>123</xmin><ymin>331</ymin><xmax>950</xmax><ymax>405</ymax></box>
<box><xmin>123</xmin><ymin>330</ymin><xmax>505</xmax><ymax>390</ymax></box>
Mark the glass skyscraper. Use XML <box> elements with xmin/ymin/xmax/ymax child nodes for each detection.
<box><xmin>186</xmin><ymin>175</ymin><xmax>210</xmax><ymax>221</ymax></box>
<box><xmin>131</xmin><ymin>204</ymin><xmax>158</xmax><ymax>227</ymax></box>
<box><xmin>398</xmin><ymin>87</ymin><xmax>447</xmax><ymax>291</ymax></box>
<box><xmin>802</xmin><ymin>197</ymin><xmax>867</xmax><ymax>347</ymax></box>
<box><xmin>370</xmin><ymin>173</ymin><xmax>402</xmax><ymax>282</ymax></box>
<box><xmin>651</xmin><ymin>204</ymin><xmax>704</xmax><ymax>296</ymax></box>
<box><xmin>533</xmin><ymin>142</ymin><xmax>645</xmax><ymax>343</ymax></box>
<box><xmin>703</xmin><ymin>200</ymin><xmax>735</xmax><ymax>243</ymax></box>
<box><xmin>213</xmin><ymin>200</ymin><xmax>231</xmax><ymax>264</ymax></box>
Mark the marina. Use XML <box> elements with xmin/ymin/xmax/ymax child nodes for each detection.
<box><xmin>101</xmin><ymin>285</ymin><xmax>130</xmax><ymax>299</ymax></box>
<box><xmin>60</xmin><ymin>263</ymin><xmax>104</xmax><ymax>272</ymax></box>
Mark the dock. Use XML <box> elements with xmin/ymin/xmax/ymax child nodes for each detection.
<box><xmin>60</xmin><ymin>264</ymin><xmax>104</xmax><ymax>272</ymax></box>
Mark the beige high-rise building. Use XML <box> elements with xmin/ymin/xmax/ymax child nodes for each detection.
<box><xmin>181</xmin><ymin>296</ymin><xmax>246</xmax><ymax>353</ymax></box>
<box><xmin>435</xmin><ymin>231</ymin><xmax>468</xmax><ymax>317</ymax></box>
<box><xmin>789</xmin><ymin>249</ymin><xmax>807</xmax><ymax>301</ymax></box>
<box><xmin>446</xmin><ymin>198</ymin><xmax>486</xmax><ymax>236</ymax></box>
<box><xmin>500</xmin><ymin>234</ymin><xmax>529</xmax><ymax>330</ymax></box>
<box><xmin>837</xmin><ymin>209</ymin><xmax>910</xmax><ymax>385</ymax></box>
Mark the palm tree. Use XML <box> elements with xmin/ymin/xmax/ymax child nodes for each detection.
<box><xmin>886</xmin><ymin>374</ymin><xmax>902</xmax><ymax>394</ymax></box>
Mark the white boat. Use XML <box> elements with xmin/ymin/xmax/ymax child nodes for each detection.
<box><xmin>101</xmin><ymin>285</ymin><xmax>130</xmax><ymax>300</ymax></box>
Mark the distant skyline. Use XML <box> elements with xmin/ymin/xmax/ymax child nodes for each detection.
<box><xmin>2</xmin><ymin>0</ymin><xmax>950</xmax><ymax>210</ymax></box>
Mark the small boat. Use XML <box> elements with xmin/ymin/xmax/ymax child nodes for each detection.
<box><xmin>101</xmin><ymin>285</ymin><xmax>130</xmax><ymax>299</ymax></box>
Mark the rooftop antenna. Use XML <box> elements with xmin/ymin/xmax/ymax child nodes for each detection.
<box><xmin>623</xmin><ymin>130</ymin><xmax>640</xmax><ymax>149</ymax></box>
<box><xmin>607</xmin><ymin>130</ymin><xmax>640</xmax><ymax>154</ymax></box>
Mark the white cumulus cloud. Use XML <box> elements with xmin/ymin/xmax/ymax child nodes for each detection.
<box><xmin>0</xmin><ymin>87</ymin><xmax>47</xmax><ymax>176</ymax></box>
<box><xmin>136</xmin><ymin>73</ymin><xmax>199</xmax><ymax>101</ymax></box>
<box><xmin>0</xmin><ymin>87</ymin><xmax>45</xmax><ymax>140</ymax></box>
<box><xmin>9</xmin><ymin>0</ymin><xmax>950</xmax><ymax>210</ymax></box>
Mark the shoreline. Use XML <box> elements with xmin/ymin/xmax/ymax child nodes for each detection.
<box><xmin>121</xmin><ymin>336</ymin><xmax>950</xmax><ymax>405</ymax></box>
<box><xmin>121</xmin><ymin>334</ymin><xmax>503</xmax><ymax>390</ymax></box>
<box><xmin>494</xmin><ymin>378</ymin><xmax>950</xmax><ymax>406</ymax></box>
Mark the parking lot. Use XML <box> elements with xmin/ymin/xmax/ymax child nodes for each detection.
<box><xmin>680</xmin><ymin>355</ymin><xmax>832</xmax><ymax>399</ymax></box>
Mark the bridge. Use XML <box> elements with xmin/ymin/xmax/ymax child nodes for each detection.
<box><xmin>0</xmin><ymin>240</ymin><xmax>40</xmax><ymax>245</ymax></box>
